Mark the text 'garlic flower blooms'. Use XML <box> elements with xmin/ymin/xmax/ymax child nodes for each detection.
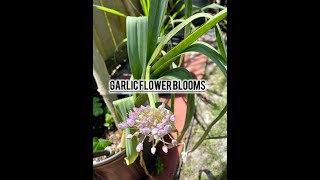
<box><xmin>118</xmin><ymin>103</ymin><xmax>178</xmax><ymax>154</ymax></box>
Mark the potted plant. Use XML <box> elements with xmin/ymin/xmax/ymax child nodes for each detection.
<box><xmin>93</xmin><ymin>0</ymin><xmax>227</xmax><ymax>179</ymax></box>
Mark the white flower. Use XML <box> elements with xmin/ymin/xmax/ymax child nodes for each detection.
<box><xmin>151</xmin><ymin>147</ymin><xmax>156</xmax><ymax>154</ymax></box>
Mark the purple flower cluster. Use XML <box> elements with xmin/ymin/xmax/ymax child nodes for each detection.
<box><xmin>118</xmin><ymin>103</ymin><xmax>178</xmax><ymax>154</ymax></box>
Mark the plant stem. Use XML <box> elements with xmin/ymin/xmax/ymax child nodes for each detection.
<box><xmin>170</xmin><ymin>93</ymin><xmax>175</xmax><ymax>113</ymax></box>
<box><xmin>146</xmin><ymin>66</ymin><xmax>156</xmax><ymax>108</ymax></box>
<box><xmin>190</xmin><ymin>104</ymin><xmax>227</xmax><ymax>152</ymax></box>
<box><xmin>206</xmin><ymin>135</ymin><xmax>227</xmax><ymax>139</ymax></box>
<box><xmin>139</xmin><ymin>151</ymin><xmax>155</xmax><ymax>180</ymax></box>
<box><xmin>93</xmin><ymin>40</ymin><xmax>120</xmax><ymax>127</ymax></box>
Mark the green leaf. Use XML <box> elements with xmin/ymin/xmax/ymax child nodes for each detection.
<box><xmin>172</xmin><ymin>4</ymin><xmax>185</xmax><ymax>20</ymax></box>
<box><xmin>201</xmin><ymin>3</ymin><xmax>226</xmax><ymax>11</ymax></box>
<box><xmin>214</xmin><ymin>24</ymin><xmax>227</xmax><ymax>61</ymax></box>
<box><xmin>93</xmin><ymin>97</ymin><xmax>99</xmax><ymax>103</ymax></box>
<box><xmin>113</xmin><ymin>97</ymin><xmax>135</xmax><ymax>122</ymax></box>
<box><xmin>192</xmin><ymin>5</ymin><xmax>201</xmax><ymax>11</ymax></box>
<box><xmin>147</xmin><ymin>12</ymin><xmax>214</xmax><ymax>67</ymax></box>
<box><xmin>171</xmin><ymin>0</ymin><xmax>182</xmax><ymax>13</ymax></box>
<box><xmin>140</xmin><ymin>0</ymin><xmax>148</xmax><ymax>15</ymax></box>
<box><xmin>151</xmin><ymin>41</ymin><xmax>227</xmax><ymax>79</ymax></box>
<box><xmin>146</xmin><ymin>0</ymin><xmax>150</xmax><ymax>12</ymax></box>
<box><xmin>127</xmin><ymin>16</ymin><xmax>148</xmax><ymax>79</ymax></box>
<box><xmin>135</xmin><ymin>93</ymin><xmax>149</xmax><ymax>107</ymax></box>
<box><xmin>184</xmin><ymin>0</ymin><xmax>192</xmax><ymax>37</ymax></box>
<box><xmin>151</xmin><ymin>9</ymin><xmax>227</xmax><ymax>78</ymax></box>
<box><xmin>93</xmin><ymin>137</ymin><xmax>112</xmax><ymax>152</ymax></box>
<box><xmin>113</xmin><ymin>97</ymin><xmax>138</xmax><ymax>165</ymax></box>
<box><xmin>183</xmin><ymin>42</ymin><xmax>227</xmax><ymax>77</ymax></box>
<box><xmin>192</xmin><ymin>3</ymin><xmax>226</xmax><ymax>14</ymax></box>
<box><xmin>93</xmin><ymin>97</ymin><xmax>104</xmax><ymax>117</ymax></box>
<box><xmin>93</xmin><ymin>5</ymin><xmax>127</xmax><ymax>17</ymax></box>
<box><xmin>158</xmin><ymin>68</ymin><xmax>195</xmax><ymax>142</ymax></box>
<box><xmin>93</xmin><ymin>108</ymin><xmax>104</xmax><ymax>117</ymax></box>
<box><xmin>190</xmin><ymin>105</ymin><xmax>227</xmax><ymax>152</ymax></box>
<box><xmin>104</xmin><ymin>113</ymin><xmax>114</xmax><ymax>127</ymax></box>
<box><xmin>147</xmin><ymin>0</ymin><xmax>168</xmax><ymax>61</ymax></box>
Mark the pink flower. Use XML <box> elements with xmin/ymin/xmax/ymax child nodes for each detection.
<box><xmin>118</xmin><ymin>122</ymin><xmax>127</xmax><ymax>129</ymax></box>
<box><xmin>136</xmin><ymin>143</ymin><xmax>143</xmax><ymax>152</ymax></box>
<box><xmin>152</xmin><ymin>128</ymin><xmax>159</xmax><ymax>135</ymax></box>
<box><xmin>126</xmin><ymin>118</ymin><xmax>135</xmax><ymax>127</ymax></box>
<box><xmin>121</xmin><ymin>103</ymin><xmax>178</xmax><ymax>154</ymax></box>
<box><xmin>141</xmin><ymin>127</ymin><xmax>151</xmax><ymax>135</ymax></box>
<box><xmin>164</xmin><ymin>125</ymin><xmax>172</xmax><ymax>132</ymax></box>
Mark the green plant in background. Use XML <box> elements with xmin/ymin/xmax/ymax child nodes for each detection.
<box><xmin>94</xmin><ymin>0</ymin><xmax>224</xmax><ymax>39</ymax></box>
<box><xmin>93</xmin><ymin>97</ymin><xmax>104</xmax><ymax>117</ymax></box>
<box><xmin>104</xmin><ymin>111</ymin><xmax>115</xmax><ymax>129</ymax></box>
<box><xmin>93</xmin><ymin>97</ymin><xmax>114</xmax><ymax>153</ymax></box>
<box><xmin>93</xmin><ymin>137</ymin><xmax>112</xmax><ymax>153</ymax></box>
<box><xmin>93</xmin><ymin>96</ymin><xmax>115</xmax><ymax>129</ymax></box>
<box><xmin>93</xmin><ymin>0</ymin><xmax>227</xmax><ymax>176</ymax></box>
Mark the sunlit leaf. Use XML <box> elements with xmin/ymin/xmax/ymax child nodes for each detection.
<box><xmin>93</xmin><ymin>5</ymin><xmax>127</xmax><ymax>17</ymax></box>
<box><xmin>113</xmin><ymin>97</ymin><xmax>138</xmax><ymax>165</ymax></box>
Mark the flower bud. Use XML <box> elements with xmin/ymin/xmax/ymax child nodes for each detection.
<box><xmin>162</xmin><ymin>145</ymin><xmax>168</xmax><ymax>153</ymax></box>
<box><xmin>151</xmin><ymin>147</ymin><xmax>156</xmax><ymax>154</ymax></box>
<box><xmin>126</xmin><ymin>134</ymin><xmax>133</xmax><ymax>139</ymax></box>
<box><xmin>136</xmin><ymin>143</ymin><xmax>143</xmax><ymax>152</ymax></box>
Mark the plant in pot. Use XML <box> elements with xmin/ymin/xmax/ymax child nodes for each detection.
<box><xmin>93</xmin><ymin>0</ymin><xmax>227</xmax><ymax>179</ymax></box>
<box><xmin>92</xmin><ymin>95</ymin><xmax>120</xmax><ymax>161</ymax></box>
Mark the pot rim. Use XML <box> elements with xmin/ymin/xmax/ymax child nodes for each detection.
<box><xmin>93</xmin><ymin>149</ymin><xmax>126</xmax><ymax>167</ymax></box>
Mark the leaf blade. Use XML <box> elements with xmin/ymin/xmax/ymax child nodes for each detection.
<box><xmin>184</xmin><ymin>0</ymin><xmax>192</xmax><ymax>37</ymax></box>
<box><xmin>152</xmin><ymin>41</ymin><xmax>227</xmax><ymax>79</ymax></box>
<box><xmin>151</xmin><ymin>9</ymin><xmax>227</xmax><ymax>78</ymax></box>
<box><xmin>215</xmin><ymin>24</ymin><xmax>227</xmax><ymax>61</ymax></box>
<box><xmin>113</xmin><ymin>97</ymin><xmax>138</xmax><ymax>165</ymax></box>
<box><xmin>202</xmin><ymin>3</ymin><xmax>226</xmax><ymax>11</ymax></box>
<box><xmin>158</xmin><ymin>68</ymin><xmax>195</xmax><ymax>142</ymax></box>
<box><xmin>147</xmin><ymin>0</ymin><xmax>168</xmax><ymax>61</ymax></box>
<box><xmin>93</xmin><ymin>138</ymin><xmax>112</xmax><ymax>152</ymax></box>
<box><xmin>126</xmin><ymin>16</ymin><xmax>148</xmax><ymax>79</ymax></box>
<box><xmin>140</xmin><ymin>0</ymin><xmax>148</xmax><ymax>15</ymax></box>
<box><xmin>93</xmin><ymin>5</ymin><xmax>127</xmax><ymax>17</ymax></box>
<box><xmin>183</xmin><ymin>42</ymin><xmax>227</xmax><ymax>77</ymax></box>
<box><xmin>147</xmin><ymin>12</ymin><xmax>214</xmax><ymax>67</ymax></box>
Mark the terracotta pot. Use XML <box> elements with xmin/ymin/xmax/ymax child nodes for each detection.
<box><xmin>150</xmin><ymin>51</ymin><xmax>208</xmax><ymax>179</ymax></box>
<box><xmin>93</xmin><ymin>149</ymin><xmax>147</xmax><ymax>180</ymax></box>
